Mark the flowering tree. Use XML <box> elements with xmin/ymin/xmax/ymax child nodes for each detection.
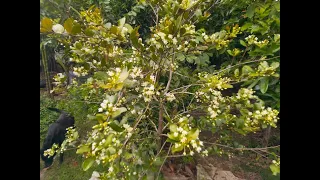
<box><xmin>40</xmin><ymin>0</ymin><xmax>280</xmax><ymax>178</ymax></box>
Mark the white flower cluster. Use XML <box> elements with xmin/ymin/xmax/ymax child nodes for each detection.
<box><xmin>206</xmin><ymin>90</ymin><xmax>224</xmax><ymax>120</ymax></box>
<box><xmin>272</xmin><ymin>159</ymin><xmax>280</xmax><ymax>166</ymax></box>
<box><xmin>198</xmin><ymin>73</ymin><xmax>232</xmax><ymax>90</ymax></box>
<box><xmin>43</xmin><ymin>143</ymin><xmax>59</xmax><ymax>157</ymax></box>
<box><xmin>245</xmin><ymin>35</ymin><xmax>269</xmax><ymax>48</ymax></box>
<box><xmin>249</xmin><ymin>107</ymin><xmax>279</xmax><ymax>127</ymax></box>
<box><xmin>165</xmin><ymin>93</ymin><xmax>176</xmax><ymax>102</ymax></box>
<box><xmin>98</xmin><ymin>99</ymin><xmax>118</xmax><ymax>116</ymax></box>
<box><xmin>236</xmin><ymin>88</ymin><xmax>255</xmax><ymax>100</ymax></box>
<box><xmin>107</xmin><ymin>46</ymin><xmax>123</xmax><ymax>57</ymax></box>
<box><xmin>87</xmin><ymin>124</ymin><xmax>123</xmax><ymax>164</ymax></box>
<box><xmin>107</xmin><ymin>67</ymin><xmax>121</xmax><ymax>77</ymax></box>
<box><xmin>245</xmin><ymin>35</ymin><xmax>258</xmax><ymax>45</ymax></box>
<box><xmin>65</xmin><ymin>127</ymin><xmax>78</xmax><ymax>144</ymax></box>
<box><xmin>130</xmin><ymin>66</ymin><xmax>143</xmax><ymax>79</ymax></box>
<box><xmin>140</xmin><ymin>82</ymin><xmax>156</xmax><ymax>102</ymax></box>
<box><xmin>170</xmin><ymin>116</ymin><xmax>207</xmax><ymax>156</ymax></box>
<box><xmin>53</xmin><ymin>73</ymin><xmax>66</xmax><ymax>85</ymax></box>
<box><xmin>202</xmin><ymin>31</ymin><xmax>231</xmax><ymax>50</ymax></box>
<box><xmin>123</xmin><ymin>123</ymin><xmax>133</xmax><ymax>138</ymax></box>
<box><xmin>92</xmin><ymin>59</ymin><xmax>101</xmax><ymax>66</ymax></box>
<box><xmin>256</xmin><ymin>61</ymin><xmax>278</xmax><ymax>76</ymax></box>
<box><xmin>73</xmin><ymin>66</ymin><xmax>88</xmax><ymax>77</ymax></box>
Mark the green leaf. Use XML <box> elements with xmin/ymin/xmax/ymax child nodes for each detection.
<box><xmin>40</xmin><ymin>17</ymin><xmax>53</xmax><ymax>32</ymax></box>
<box><xmin>269</xmin><ymin>164</ymin><xmax>280</xmax><ymax>176</ymax></box>
<box><xmin>112</xmin><ymin>107</ymin><xmax>127</xmax><ymax>118</ymax></box>
<box><xmin>76</xmin><ymin>145</ymin><xmax>90</xmax><ymax>154</ymax></box>
<box><xmin>107</xmin><ymin>147</ymin><xmax>116</xmax><ymax>154</ymax></box>
<box><xmin>169</xmin><ymin>124</ymin><xmax>178</xmax><ymax>132</ymax></box>
<box><xmin>251</xmin><ymin>24</ymin><xmax>261</xmax><ymax>33</ymax></box>
<box><xmin>82</xmin><ymin>157</ymin><xmax>95</xmax><ymax>171</ymax></box>
<box><xmin>94</xmin><ymin>71</ymin><xmax>108</xmax><ymax>80</ymax></box>
<box><xmin>124</xmin><ymin>152</ymin><xmax>133</xmax><ymax>160</ymax></box>
<box><xmin>84</xmin><ymin>28</ymin><xmax>94</xmax><ymax>36</ymax></box>
<box><xmin>242</xmin><ymin>65</ymin><xmax>254</xmax><ymax>75</ymax></box>
<box><xmin>227</xmin><ymin>50</ymin><xmax>233</xmax><ymax>56</ymax></box>
<box><xmin>240</xmin><ymin>40</ymin><xmax>247</xmax><ymax>47</ymax></box>
<box><xmin>236</xmin><ymin>118</ymin><xmax>243</xmax><ymax>128</ymax></box>
<box><xmin>259</xmin><ymin>77</ymin><xmax>269</xmax><ymax>94</ymax></box>
<box><xmin>109</xmin><ymin>122</ymin><xmax>125</xmax><ymax>132</ymax></box>
<box><xmin>118</xmin><ymin>17</ymin><xmax>126</xmax><ymax>28</ymax></box>
<box><xmin>241</xmin><ymin>23</ymin><xmax>252</xmax><ymax>31</ymax></box>
<box><xmin>96</xmin><ymin>114</ymin><xmax>108</xmax><ymax>122</ymax></box>
<box><xmin>234</xmin><ymin>68</ymin><xmax>240</xmax><ymax>77</ymax></box>
<box><xmin>171</xmin><ymin>144</ymin><xmax>184</xmax><ymax>153</ymax></box>
<box><xmin>124</xmin><ymin>24</ymin><xmax>133</xmax><ymax>33</ymax></box>
<box><xmin>130</xmin><ymin>26</ymin><xmax>140</xmax><ymax>48</ymax></box>
<box><xmin>104</xmin><ymin>134</ymin><xmax>114</xmax><ymax>147</ymax></box>
<box><xmin>246</xmin><ymin>5</ymin><xmax>255</xmax><ymax>18</ymax></box>
<box><xmin>176</xmin><ymin>53</ymin><xmax>185</xmax><ymax>62</ymax></box>
<box><xmin>63</xmin><ymin>18</ymin><xmax>73</xmax><ymax>33</ymax></box>
<box><xmin>167</xmin><ymin>133</ymin><xmax>178</xmax><ymax>141</ymax></box>
<box><xmin>271</xmin><ymin>62</ymin><xmax>279</xmax><ymax>69</ymax></box>
<box><xmin>248</xmin><ymin>79</ymin><xmax>260</xmax><ymax>89</ymax></box>
<box><xmin>71</xmin><ymin>22</ymin><xmax>81</xmax><ymax>35</ymax></box>
<box><xmin>153</xmin><ymin>157</ymin><xmax>163</xmax><ymax>166</ymax></box>
<box><xmin>110</xmin><ymin>26</ymin><xmax>119</xmax><ymax>35</ymax></box>
<box><xmin>187</xmin><ymin>128</ymin><xmax>200</xmax><ymax>140</ymax></box>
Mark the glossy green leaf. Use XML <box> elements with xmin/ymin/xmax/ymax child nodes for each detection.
<box><xmin>63</xmin><ymin>18</ymin><xmax>73</xmax><ymax>33</ymax></box>
<box><xmin>259</xmin><ymin>77</ymin><xmax>269</xmax><ymax>94</ymax></box>
<box><xmin>82</xmin><ymin>157</ymin><xmax>95</xmax><ymax>171</ymax></box>
<box><xmin>76</xmin><ymin>145</ymin><xmax>90</xmax><ymax>154</ymax></box>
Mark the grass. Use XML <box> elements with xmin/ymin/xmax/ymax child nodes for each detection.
<box><xmin>40</xmin><ymin>149</ymin><xmax>106</xmax><ymax>180</ymax></box>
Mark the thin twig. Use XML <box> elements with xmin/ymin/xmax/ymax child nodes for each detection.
<box><xmin>169</xmin><ymin>84</ymin><xmax>203</xmax><ymax>93</ymax></box>
<box><xmin>172</xmin><ymin>92</ymin><xmax>194</xmax><ymax>95</ymax></box>
<box><xmin>167</xmin><ymin>154</ymin><xmax>189</xmax><ymax>158</ymax></box>
<box><xmin>156</xmin><ymin>143</ymin><xmax>172</xmax><ymax>180</ymax></box>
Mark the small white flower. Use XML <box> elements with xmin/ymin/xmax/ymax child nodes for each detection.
<box><xmin>172</xmin><ymin>38</ymin><xmax>177</xmax><ymax>45</ymax></box>
<box><xmin>100</xmin><ymin>103</ymin><xmax>107</xmax><ymax>109</ymax></box>
<box><xmin>173</xmin><ymin>132</ymin><xmax>179</xmax><ymax>137</ymax></box>
<box><xmin>190</xmin><ymin>151</ymin><xmax>194</xmax><ymax>156</ymax></box>
<box><xmin>108</xmin><ymin>166</ymin><xmax>114</xmax><ymax>172</ymax></box>
<box><xmin>107</xmin><ymin>71</ymin><xmax>115</xmax><ymax>76</ymax></box>
<box><xmin>181</xmin><ymin>130</ymin><xmax>188</xmax><ymax>136</ymax></box>
<box><xmin>52</xmin><ymin>24</ymin><xmax>64</xmax><ymax>34</ymax></box>
<box><xmin>181</xmin><ymin>137</ymin><xmax>187</xmax><ymax>143</ymax></box>
<box><xmin>196</xmin><ymin>147</ymin><xmax>202</xmax><ymax>153</ymax></box>
<box><xmin>115</xmin><ymin>68</ymin><xmax>121</xmax><ymax>73</ymax></box>
<box><xmin>98</xmin><ymin>108</ymin><xmax>103</xmax><ymax>112</ymax></box>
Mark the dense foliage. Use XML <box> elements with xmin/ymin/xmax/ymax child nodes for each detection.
<box><xmin>40</xmin><ymin>0</ymin><xmax>280</xmax><ymax>179</ymax></box>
